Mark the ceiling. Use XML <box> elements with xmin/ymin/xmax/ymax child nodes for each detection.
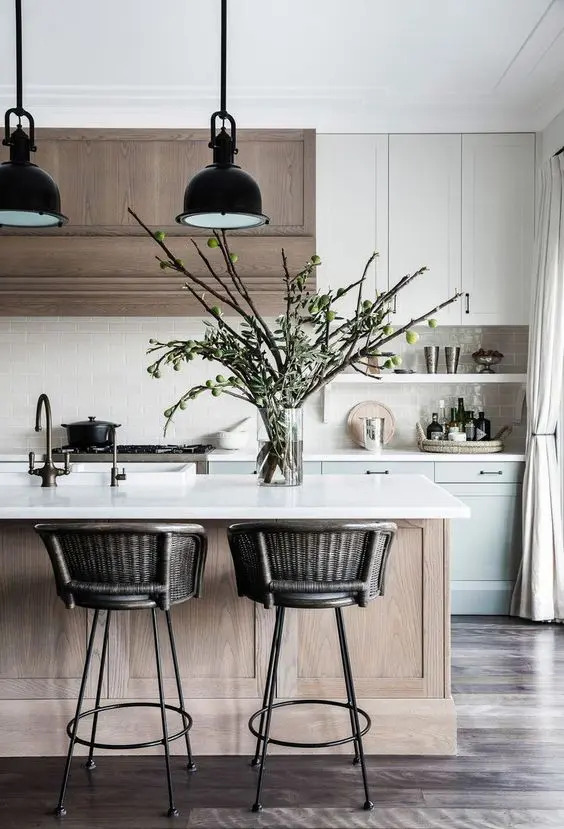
<box><xmin>1</xmin><ymin>0</ymin><xmax>564</xmax><ymax>131</ymax></box>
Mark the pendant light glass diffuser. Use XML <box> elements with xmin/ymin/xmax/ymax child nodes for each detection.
<box><xmin>0</xmin><ymin>0</ymin><xmax>67</xmax><ymax>227</ymax></box>
<box><xmin>176</xmin><ymin>0</ymin><xmax>268</xmax><ymax>229</ymax></box>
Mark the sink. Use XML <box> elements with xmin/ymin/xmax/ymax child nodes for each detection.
<box><xmin>0</xmin><ymin>462</ymin><xmax>197</xmax><ymax>487</ymax></box>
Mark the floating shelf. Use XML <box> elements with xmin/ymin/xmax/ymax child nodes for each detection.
<box><xmin>321</xmin><ymin>373</ymin><xmax>526</xmax><ymax>423</ymax></box>
<box><xmin>332</xmin><ymin>373</ymin><xmax>527</xmax><ymax>385</ymax></box>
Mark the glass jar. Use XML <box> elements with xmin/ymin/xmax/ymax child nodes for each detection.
<box><xmin>256</xmin><ymin>407</ymin><xmax>303</xmax><ymax>486</ymax></box>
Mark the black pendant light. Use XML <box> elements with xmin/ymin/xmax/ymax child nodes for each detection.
<box><xmin>176</xmin><ymin>0</ymin><xmax>268</xmax><ymax>229</ymax></box>
<box><xmin>0</xmin><ymin>0</ymin><xmax>67</xmax><ymax>228</ymax></box>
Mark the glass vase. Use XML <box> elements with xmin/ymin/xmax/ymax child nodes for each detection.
<box><xmin>256</xmin><ymin>407</ymin><xmax>303</xmax><ymax>486</ymax></box>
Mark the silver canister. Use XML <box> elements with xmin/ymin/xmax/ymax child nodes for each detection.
<box><xmin>424</xmin><ymin>346</ymin><xmax>439</xmax><ymax>374</ymax></box>
<box><xmin>445</xmin><ymin>346</ymin><xmax>461</xmax><ymax>374</ymax></box>
<box><xmin>362</xmin><ymin>416</ymin><xmax>385</xmax><ymax>453</ymax></box>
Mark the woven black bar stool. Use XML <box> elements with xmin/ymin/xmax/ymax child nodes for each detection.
<box><xmin>227</xmin><ymin>520</ymin><xmax>396</xmax><ymax>813</ymax></box>
<box><xmin>35</xmin><ymin>522</ymin><xmax>207</xmax><ymax>819</ymax></box>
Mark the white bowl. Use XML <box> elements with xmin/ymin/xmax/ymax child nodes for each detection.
<box><xmin>216</xmin><ymin>430</ymin><xmax>250</xmax><ymax>450</ymax></box>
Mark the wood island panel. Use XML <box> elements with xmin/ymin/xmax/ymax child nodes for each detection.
<box><xmin>0</xmin><ymin>519</ymin><xmax>455</xmax><ymax>755</ymax></box>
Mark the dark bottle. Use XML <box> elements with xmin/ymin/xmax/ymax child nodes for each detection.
<box><xmin>456</xmin><ymin>397</ymin><xmax>465</xmax><ymax>430</ymax></box>
<box><xmin>427</xmin><ymin>413</ymin><xmax>443</xmax><ymax>440</ymax></box>
<box><xmin>475</xmin><ymin>411</ymin><xmax>491</xmax><ymax>441</ymax></box>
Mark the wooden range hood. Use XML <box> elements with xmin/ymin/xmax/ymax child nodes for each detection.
<box><xmin>0</xmin><ymin>128</ymin><xmax>315</xmax><ymax>315</ymax></box>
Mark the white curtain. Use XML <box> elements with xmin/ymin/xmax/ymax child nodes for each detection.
<box><xmin>511</xmin><ymin>154</ymin><xmax>564</xmax><ymax>622</ymax></box>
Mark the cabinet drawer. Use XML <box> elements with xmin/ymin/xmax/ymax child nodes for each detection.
<box><xmin>434</xmin><ymin>461</ymin><xmax>524</xmax><ymax>484</ymax></box>
<box><xmin>208</xmin><ymin>461</ymin><xmax>322</xmax><ymax>475</ymax></box>
<box><xmin>322</xmin><ymin>461</ymin><xmax>434</xmax><ymax>478</ymax></box>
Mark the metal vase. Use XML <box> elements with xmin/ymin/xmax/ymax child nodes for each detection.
<box><xmin>444</xmin><ymin>346</ymin><xmax>461</xmax><ymax>374</ymax></box>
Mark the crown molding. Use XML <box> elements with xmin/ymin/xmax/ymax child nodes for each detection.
<box><xmin>0</xmin><ymin>84</ymin><xmax>549</xmax><ymax>132</ymax></box>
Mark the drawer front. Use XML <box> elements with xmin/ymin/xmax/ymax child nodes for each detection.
<box><xmin>322</xmin><ymin>461</ymin><xmax>435</xmax><ymax>479</ymax></box>
<box><xmin>434</xmin><ymin>461</ymin><xmax>524</xmax><ymax>484</ymax></box>
<box><xmin>208</xmin><ymin>461</ymin><xmax>322</xmax><ymax>475</ymax></box>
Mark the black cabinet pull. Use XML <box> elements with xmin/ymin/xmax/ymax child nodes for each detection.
<box><xmin>392</xmin><ymin>296</ymin><xmax>397</xmax><ymax>314</ymax></box>
<box><xmin>465</xmin><ymin>293</ymin><xmax>470</xmax><ymax>314</ymax></box>
<box><xmin>366</xmin><ymin>470</ymin><xmax>390</xmax><ymax>475</ymax></box>
<box><xmin>479</xmin><ymin>470</ymin><xmax>503</xmax><ymax>475</ymax></box>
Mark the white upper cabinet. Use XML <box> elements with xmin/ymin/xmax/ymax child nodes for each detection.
<box><xmin>388</xmin><ymin>134</ymin><xmax>462</xmax><ymax>326</ymax></box>
<box><xmin>461</xmin><ymin>134</ymin><xmax>535</xmax><ymax>325</ymax></box>
<box><xmin>316</xmin><ymin>134</ymin><xmax>388</xmax><ymax>316</ymax></box>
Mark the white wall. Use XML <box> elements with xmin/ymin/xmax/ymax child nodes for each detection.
<box><xmin>539</xmin><ymin>107</ymin><xmax>564</xmax><ymax>162</ymax></box>
<box><xmin>0</xmin><ymin>317</ymin><xmax>527</xmax><ymax>453</ymax></box>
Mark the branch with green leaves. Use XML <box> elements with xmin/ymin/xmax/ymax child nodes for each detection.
<box><xmin>131</xmin><ymin>209</ymin><xmax>462</xmax><ymax>433</ymax></box>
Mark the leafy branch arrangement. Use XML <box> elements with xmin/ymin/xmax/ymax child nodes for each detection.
<box><xmin>129</xmin><ymin>207</ymin><xmax>461</xmax><ymax>481</ymax></box>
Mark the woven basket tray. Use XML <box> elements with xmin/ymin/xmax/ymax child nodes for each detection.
<box><xmin>416</xmin><ymin>422</ymin><xmax>512</xmax><ymax>454</ymax></box>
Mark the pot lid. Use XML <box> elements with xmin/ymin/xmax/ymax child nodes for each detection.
<box><xmin>61</xmin><ymin>416</ymin><xmax>121</xmax><ymax>428</ymax></box>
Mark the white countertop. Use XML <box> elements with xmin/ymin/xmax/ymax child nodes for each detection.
<box><xmin>208</xmin><ymin>446</ymin><xmax>527</xmax><ymax>463</ymax></box>
<box><xmin>0</xmin><ymin>474</ymin><xmax>469</xmax><ymax>520</ymax></box>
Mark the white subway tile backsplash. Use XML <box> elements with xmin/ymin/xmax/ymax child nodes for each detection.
<box><xmin>0</xmin><ymin>318</ymin><xmax>528</xmax><ymax>452</ymax></box>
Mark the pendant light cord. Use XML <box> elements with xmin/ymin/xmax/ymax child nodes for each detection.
<box><xmin>15</xmin><ymin>0</ymin><xmax>23</xmax><ymax>116</ymax></box>
<box><xmin>220</xmin><ymin>0</ymin><xmax>227</xmax><ymax>116</ymax></box>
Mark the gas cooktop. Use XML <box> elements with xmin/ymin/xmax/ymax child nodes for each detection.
<box><xmin>53</xmin><ymin>444</ymin><xmax>214</xmax><ymax>456</ymax></box>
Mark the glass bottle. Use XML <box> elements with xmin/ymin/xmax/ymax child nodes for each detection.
<box><xmin>448</xmin><ymin>407</ymin><xmax>459</xmax><ymax>435</ymax></box>
<box><xmin>475</xmin><ymin>411</ymin><xmax>491</xmax><ymax>441</ymax></box>
<box><xmin>427</xmin><ymin>413</ymin><xmax>443</xmax><ymax>441</ymax></box>
<box><xmin>438</xmin><ymin>399</ymin><xmax>448</xmax><ymax>439</ymax></box>
<box><xmin>464</xmin><ymin>411</ymin><xmax>476</xmax><ymax>441</ymax></box>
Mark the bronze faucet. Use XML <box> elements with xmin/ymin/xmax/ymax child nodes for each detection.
<box><xmin>110</xmin><ymin>424</ymin><xmax>127</xmax><ymax>487</ymax></box>
<box><xmin>28</xmin><ymin>394</ymin><xmax>71</xmax><ymax>487</ymax></box>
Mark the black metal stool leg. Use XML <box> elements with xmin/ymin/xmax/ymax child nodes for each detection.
<box><xmin>165</xmin><ymin>610</ymin><xmax>196</xmax><ymax>773</ymax></box>
<box><xmin>252</xmin><ymin>606</ymin><xmax>285</xmax><ymax>813</ymax></box>
<box><xmin>251</xmin><ymin>604</ymin><xmax>285</xmax><ymax>767</ymax></box>
<box><xmin>152</xmin><ymin>609</ymin><xmax>178</xmax><ymax>818</ymax></box>
<box><xmin>335</xmin><ymin>608</ymin><xmax>373</xmax><ymax>811</ymax></box>
<box><xmin>84</xmin><ymin>610</ymin><xmax>112</xmax><ymax>771</ymax></box>
<box><xmin>54</xmin><ymin>609</ymin><xmax>100</xmax><ymax>818</ymax></box>
<box><xmin>335</xmin><ymin>608</ymin><xmax>360</xmax><ymax>765</ymax></box>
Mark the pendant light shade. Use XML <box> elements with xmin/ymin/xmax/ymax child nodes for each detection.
<box><xmin>176</xmin><ymin>0</ymin><xmax>268</xmax><ymax>230</ymax></box>
<box><xmin>0</xmin><ymin>0</ymin><xmax>67</xmax><ymax>228</ymax></box>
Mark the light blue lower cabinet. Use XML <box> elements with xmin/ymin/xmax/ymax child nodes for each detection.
<box><xmin>442</xmin><ymin>482</ymin><xmax>522</xmax><ymax>615</ymax></box>
<box><xmin>208</xmin><ymin>461</ymin><xmax>322</xmax><ymax>475</ymax></box>
<box><xmin>321</xmin><ymin>461</ymin><xmax>435</xmax><ymax>478</ymax></box>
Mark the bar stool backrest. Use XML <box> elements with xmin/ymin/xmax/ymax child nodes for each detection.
<box><xmin>227</xmin><ymin>521</ymin><xmax>396</xmax><ymax>608</ymax></box>
<box><xmin>35</xmin><ymin>523</ymin><xmax>207</xmax><ymax>610</ymax></box>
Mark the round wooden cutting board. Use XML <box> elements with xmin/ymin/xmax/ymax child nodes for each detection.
<box><xmin>347</xmin><ymin>401</ymin><xmax>396</xmax><ymax>447</ymax></box>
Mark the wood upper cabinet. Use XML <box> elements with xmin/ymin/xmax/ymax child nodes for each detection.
<box><xmin>0</xmin><ymin>129</ymin><xmax>315</xmax><ymax>315</ymax></box>
<box><xmin>388</xmin><ymin>134</ymin><xmax>462</xmax><ymax>326</ymax></box>
<box><xmin>461</xmin><ymin>133</ymin><xmax>535</xmax><ymax>325</ymax></box>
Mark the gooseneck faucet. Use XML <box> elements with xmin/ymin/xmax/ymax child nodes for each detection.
<box><xmin>110</xmin><ymin>425</ymin><xmax>127</xmax><ymax>487</ymax></box>
<box><xmin>28</xmin><ymin>394</ymin><xmax>71</xmax><ymax>487</ymax></box>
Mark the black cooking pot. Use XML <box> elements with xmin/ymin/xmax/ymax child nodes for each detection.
<box><xmin>61</xmin><ymin>416</ymin><xmax>121</xmax><ymax>448</ymax></box>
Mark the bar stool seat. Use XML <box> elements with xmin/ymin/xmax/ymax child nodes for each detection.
<box><xmin>35</xmin><ymin>522</ymin><xmax>207</xmax><ymax>819</ymax></box>
<box><xmin>227</xmin><ymin>520</ymin><xmax>396</xmax><ymax>813</ymax></box>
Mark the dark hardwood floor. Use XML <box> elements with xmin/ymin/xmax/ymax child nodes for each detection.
<box><xmin>1</xmin><ymin>616</ymin><xmax>563</xmax><ymax>828</ymax></box>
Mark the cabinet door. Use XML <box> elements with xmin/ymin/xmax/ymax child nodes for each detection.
<box><xmin>316</xmin><ymin>135</ymin><xmax>388</xmax><ymax>315</ymax></box>
<box><xmin>461</xmin><ymin>133</ymin><xmax>535</xmax><ymax>325</ymax></box>
<box><xmin>208</xmin><ymin>461</ymin><xmax>322</xmax><ymax>475</ymax></box>
<box><xmin>443</xmin><ymin>482</ymin><xmax>522</xmax><ymax>615</ymax></box>
<box><xmin>388</xmin><ymin>134</ymin><xmax>462</xmax><ymax>325</ymax></box>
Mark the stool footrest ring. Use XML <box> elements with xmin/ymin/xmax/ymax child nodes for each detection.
<box><xmin>66</xmin><ymin>701</ymin><xmax>192</xmax><ymax>751</ymax></box>
<box><xmin>249</xmin><ymin>698</ymin><xmax>371</xmax><ymax>750</ymax></box>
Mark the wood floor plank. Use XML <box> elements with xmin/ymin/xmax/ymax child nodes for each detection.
<box><xmin>184</xmin><ymin>807</ymin><xmax>564</xmax><ymax>828</ymax></box>
<box><xmin>1</xmin><ymin>617</ymin><xmax>564</xmax><ymax>828</ymax></box>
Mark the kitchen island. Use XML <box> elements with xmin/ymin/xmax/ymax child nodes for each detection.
<box><xmin>0</xmin><ymin>474</ymin><xmax>468</xmax><ymax>757</ymax></box>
